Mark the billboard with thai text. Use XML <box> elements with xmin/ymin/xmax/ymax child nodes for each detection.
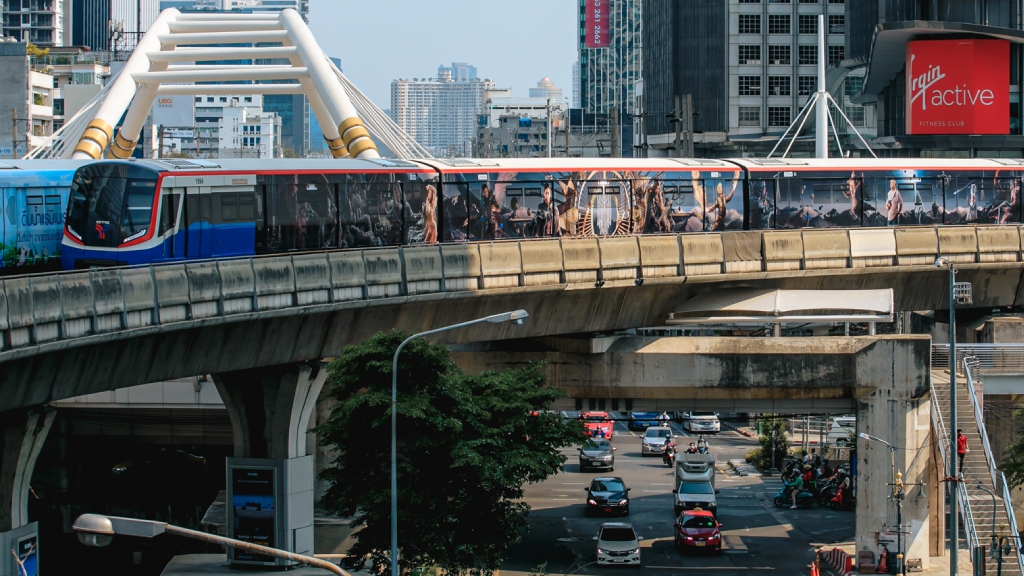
<box><xmin>906</xmin><ymin>39</ymin><xmax>1009</xmax><ymax>135</ymax></box>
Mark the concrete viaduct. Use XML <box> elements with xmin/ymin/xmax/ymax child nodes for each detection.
<box><xmin>0</xmin><ymin>225</ymin><xmax>1021</xmax><ymax>567</ymax></box>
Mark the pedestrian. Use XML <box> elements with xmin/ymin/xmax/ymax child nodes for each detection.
<box><xmin>801</xmin><ymin>450</ymin><xmax>810</xmax><ymax>464</ymax></box>
<box><xmin>957</xmin><ymin>429</ymin><xmax>969</xmax><ymax>472</ymax></box>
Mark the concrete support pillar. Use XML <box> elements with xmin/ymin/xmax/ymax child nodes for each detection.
<box><xmin>855</xmin><ymin>339</ymin><xmax>932</xmax><ymax>568</ymax></box>
<box><xmin>212</xmin><ymin>363</ymin><xmax>327</xmax><ymax>460</ymax></box>
<box><xmin>0</xmin><ymin>408</ymin><xmax>55</xmax><ymax>532</ymax></box>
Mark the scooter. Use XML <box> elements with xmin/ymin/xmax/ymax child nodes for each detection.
<box><xmin>663</xmin><ymin>445</ymin><xmax>676</xmax><ymax>467</ymax></box>
<box><xmin>773</xmin><ymin>485</ymin><xmax>815</xmax><ymax>509</ymax></box>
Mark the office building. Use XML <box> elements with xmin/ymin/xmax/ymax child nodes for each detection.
<box><xmin>847</xmin><ymin>0</ymin><xmax>1024</xmax><ymax>157</ymax></box>
<box><xmin>69</xmin><ymin>0</ymin><xmax>160</xmax><ymax>51</ymax></box>
<box><xmin>529</xmin><ymin>77</ymin><xmax>563</xmax><ymax>101</ymax></box>
<box><xmin>577</xmin><ymin>0</ymin><xmax>641</xmax><ymax>117</ymax></box>
<box><xmin>640</xmin><ymin>0</ymin><xmax>862</xmax><ymax>156</ymax></box>
<box><xmin>151</xmin><ymin>93</ymin><xmax>281</xmax><ymax>158</ymax></box>
<box><xmin>2</xmin><ymin>0</ymin><xmax>65</xmax><ymax>46</ymax></box>
<box><xmin>391</xmin><ymin>68</ymin><xmax>495</xmax><ymax>154</ymax></box>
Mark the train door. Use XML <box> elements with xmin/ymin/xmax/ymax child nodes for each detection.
<box><xmin>185</xmin><ymin>186</ymin><xmax>212</xmax><ymax>258</ymax></box>
<box><xmin>578</xmin><ymin>178</ymin><xmax>629</xmax><ymax>236</ymax></box>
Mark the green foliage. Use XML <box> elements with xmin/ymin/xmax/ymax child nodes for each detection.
<box><xmin>1001</xmin><ymin>406</ymin><xmax>1024</xmax><ymax>488</ymax></box>
<box><xmin>26</xmin><ymin>43</ymin><xmax>49</xmax><ymax>59</ymax></box>
<box><xmin>746</xmin><ymin>415</ymin><xmax>789</xmax><ymax>470</ymax></box>
<box><xmin>316</xmin><ymin>330</ymin><xmax>584</xmax><ymax>576</ymax></box>
<box><xmin>281</xmin><ymin>146</ymin><xmax>301</xmax><ymax>158</ymax></box>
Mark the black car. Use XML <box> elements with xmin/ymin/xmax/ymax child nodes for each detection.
<box><xmin>586</xmin><ymin>477</ymin><xmax>631</xmax><ymax>516</ymax></box>
<box><xmin>578</xmin><ymin>439</ymin><xmax>616</xmax><ymax>471</ymax></box>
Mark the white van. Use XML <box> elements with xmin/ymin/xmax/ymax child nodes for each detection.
<box><xmin>828</xmin><ymin>417</ymin><xmax>856</xmax><ymax>447</ymax></box>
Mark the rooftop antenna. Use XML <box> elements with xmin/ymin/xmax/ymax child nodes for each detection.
<box><xmin>768</xmin><ymin>14</ymin><xmax>876</xmax><ymax>159</ymax></box>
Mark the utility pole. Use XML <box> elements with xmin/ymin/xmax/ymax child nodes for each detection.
<box><xmin>546</xmin><ymin>98</ymin><xmax>552</xmax><ymax>158</ymax></box>
<box><xmin>565</xmin><ymin>108</ymin><xmax>571</xmax><ymax>157</ymax></box>
<box><xmin>158</xmin><ymin>124</ymin><xmax>165</xmax><ymax>159</ymax></box>
<box><xmin>11</xmin><ymin>108</ymin><xmax>17</xmax><ymax>159</ymax></box>
<box><xmin>673</xmin><ymin>96</ymin><xmax>682</xmax><ymax>158</ymax></box>
<box><xmin>683</xmin><ymin>94</ymin><xmax>694</xmax><ymax>157</ymax></box>
<box><xmin>610</xmin><ymin>107</ymin><xmax>620</xmax><ymax>158</ymax></box>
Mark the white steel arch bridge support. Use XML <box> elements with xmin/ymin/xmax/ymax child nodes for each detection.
<box><xmin>71</xmin><ymin>8</ymin><xmax>377</xmax><ymax>160</ymax></box>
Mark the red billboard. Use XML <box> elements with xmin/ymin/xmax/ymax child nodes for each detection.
<box><xmin>906</xmin><ymin>39</ymin><xmax>1009</xmax><ymax>135</ymax></box>
<box><xmin>584</xmin><ymin>0</ymin><xmax>607</xmax><ymax>49</ymax></box>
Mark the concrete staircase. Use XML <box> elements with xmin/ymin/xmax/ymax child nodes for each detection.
<box><xmin>932</xmin><ymin>369</ymin><xmax>1022</xmax><ymax>576</ymax></box>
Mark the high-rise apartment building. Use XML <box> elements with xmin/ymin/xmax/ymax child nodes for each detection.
<box><xmin>571</xmin><ymin>62</ymin><xmax>580</xmax><ymax>108</ymax></box>
<box><xmin>2</xmin><ymin>0</ymin><xmax>65</xmax><ymax>46</ymax></box>
<box><xmin>391</xmin><ymin>68</ymin><xmax>495</xmax><ymax>153</ymax></box>
<box><xmin>438</xmin><ymin>62</ymin><xmax>477</xmax><ymax>82</ymax></box>
<box><xmin>577</xmin><ymin>0</ymin><xmax>641</xmax><ymax>117</ymax></box>
<box><xmin>641</xmin><ymin>0</ymin><xmax>861</xmax><ymax>156</ymax></box>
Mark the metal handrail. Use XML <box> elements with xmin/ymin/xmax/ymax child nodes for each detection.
<box><xmin>961</xmin><ymin>480</ymin><xmax>980</xmax><ymax>552</ymax></box>
<box><xmin>930</xmin><ymin>377</ymin><xmax>981</xmax><ymax>557</ymax></box>
<box><xmin>963</xmin><ymin>357</ymin><xmax>1024</xmax><ymax>574</ymax></box>
<box><xmin>964</xmin><ymin>357</ymin><xmax>1000</xmax><ymax>488</ymax></box>
<box><xmin>933</xmin><ymin>344</ymin><xmax>1024</xmax><ymax>372</ymax></box>
<box><xmin>1000</xmin><ymin>470</ymin><xmax>1024</xmax><ymax>575</ymax></box>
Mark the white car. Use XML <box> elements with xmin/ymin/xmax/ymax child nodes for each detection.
<box><xmin>828</xmin><ymin>416</ymin><xmax>856</xmax><ymax>447</ymax></box>
<box><xmin>686</xmin><ymin>412</ymin><xmax>721</xmax><ymax>433</ymax></box>
<box><xmin>595</xmin><ymin>522</ymin><xmax>642</xmax><ymax>566</ymax></box>
<box><xmin>641</xmin><ymin>426</ymin><xmax>673</xmax><ymax>456</ymax></box>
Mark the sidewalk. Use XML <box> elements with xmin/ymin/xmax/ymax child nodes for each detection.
<box><xmin>818</xmin><ymin>544</ymin><xmax>973</xmax><ymax>576</ymax></box>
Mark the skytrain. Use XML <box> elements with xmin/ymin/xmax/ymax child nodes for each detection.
<box><xmin>0</xmin><ymin>160</ymin><xmax>87</xmax><ymax>273</ymax></box>
<box><xmin>59</xmin><ymin>157</ymin><xmax>1024</xmax><ymax>269</ymax></box>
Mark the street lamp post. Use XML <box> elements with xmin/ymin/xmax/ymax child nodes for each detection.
<box><xmin>936</xmin><ymin>256</ymin><xmax>971</xmax><ymax>576</ymax></box>
<box><xmin>860</xmin><ymin>433</ymin><xmax>904</xmax><ymax>575</ymax></box>
<box><xmin>390</xmin><ymin>310</ymin><xmax>529</xmax><ymax>576</ymax></box>
<box><xmin>73</xmin><ymin>513</ymin><xmax>347</xmax><ymax>575</ymax></box>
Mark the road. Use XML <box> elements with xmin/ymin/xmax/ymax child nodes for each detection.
<box><xmin>499</xmin><ymin>419</ymin><xmax>855</xmax><ymax>576</ymax></box>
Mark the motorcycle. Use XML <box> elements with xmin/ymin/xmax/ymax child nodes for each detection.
<box><xmin>663</xmin><ymin>445</ymin><xmax>676</xmax><ymax>467</ymax></box>
<box><xmin>814</xmin><ymin>475</ymin><xmax>842</xmax><ymax>507</ymax></box>
<box><xmin>773</xmin><ymin>484</ymin><xmax>815</xmax><ymax>509</ymax></box>
<box><xmin>696</xmin><ymin>435</ymin><xmax>710</xmax><ymax>454</ymax></box>
<box><xmin>829</xmin><ymin>485</ymin><xmax>856</xmax><ymax>511</ymax></box>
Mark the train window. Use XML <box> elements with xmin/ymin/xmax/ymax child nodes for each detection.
<box><xmin>121</xmin><ymin>183</ymin><xmax>155</xmax><ymax>242</ymax></box>
<box><xmin>439</xmin><ymin>180</ymin><xmax>468</xmax><ymax>242</ymax></box>
<box><xmin>898</xmin><ymin>183</ymin><xmax>915</xmax><ymax>191</ymax></box>
<box><xmin>221</xmin><ymin>194</ymin><xmax>238</xmax><ymax>222</ymax></box>
<box><xmin>748</xmin><ymin>179</ymin><xmax>774</xmax><ymax>229</ymax></box>
<box><xmin>159</xmin><ymin>193</ymin><xmax>180</xmax><ymax>235</ymax></box>
<box><xmin>706</xmin><ymin>177</ymin><xmax>743</xmax><ymax>230</ymax></box>
<box><xmin>239</xmin><ymin>193</ymin><xmax>256</xmax><ymax>221</ymax></box>
<box><xmin>27</xmin><ymin>196</ymin><xmax>42</xmax><ymax>206</ymax></box>
<box><xmin>44</xmin><ymin>195</ymin><xmax>60</xmax><ymax>205</ymax></box>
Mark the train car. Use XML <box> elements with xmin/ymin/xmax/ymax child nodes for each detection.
<box><xmin>727</xmin><ymin>158</ymin><xmax>1024</xmax><ymax>229</ymax></box>
<box><xmin>0</xmin><ymin>159</ymin><xmax>87</xmax><ymax>273</ymax></box>
<box><xmin>61</xmin><ymin>156</ymin><xmax>1024</xmax><ymax>270</ymax></box>
<box><xmin>61</xmin><ymin>158</ymin><xmax>439</xmax><ymax>268</ymax></box>
<box><xmin>414</xmin><ymin>158</ymin><xmax>742</xmax><ymax>239</ymax></box>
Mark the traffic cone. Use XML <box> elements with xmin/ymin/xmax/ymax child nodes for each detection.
<box><xmin>810</xmin><ymin>553</ymin><xmax>819</xmax><ymax>576</ymax></box>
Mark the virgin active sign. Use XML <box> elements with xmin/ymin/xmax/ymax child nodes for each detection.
<box><xmin>906</xmin><ymin>39</ymin><xmax>1009</xmax><ymax>135</ymax></box>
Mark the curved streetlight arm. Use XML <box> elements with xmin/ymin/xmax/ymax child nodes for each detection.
<box><xmin>73</xmin><ymin>514</ymin><xmax>346</xmax><ymax>576</ymax></box>
<box><xmin>390</xmin><ymin>310</ymin><xmax>529</xmax><ymax>576</ymax></box>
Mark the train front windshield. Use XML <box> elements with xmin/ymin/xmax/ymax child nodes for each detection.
<box><xmin>66</xmin><ymin>163</ymin><xmax>158</xmax><ymax>247</ymax></box>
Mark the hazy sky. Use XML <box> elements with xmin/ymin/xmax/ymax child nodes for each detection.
<box><xmin>308</xmin><ymin>0</ymin><xmax>577</xmax><ymax>109</ymax></box>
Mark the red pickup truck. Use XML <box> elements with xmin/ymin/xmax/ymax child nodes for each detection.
<box><xmin>581</xmin><ymin>412</ymin><xmax>614</xmax><ymax>440</ymax></box>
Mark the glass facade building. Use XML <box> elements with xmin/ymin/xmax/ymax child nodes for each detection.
<box><xmin>577</xmin><ymin>0</ymin><xmax>641</xmax><ymax>119</ymax></box>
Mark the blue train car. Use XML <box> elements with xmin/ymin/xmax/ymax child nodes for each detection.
<box><xmin>0</xmin><ymin>160</ymin><xmax>86</xmax><ymax>272</ymax></box>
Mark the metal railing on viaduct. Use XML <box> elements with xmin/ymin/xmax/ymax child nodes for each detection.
<box><xmin>0</xmin><ymin>225</ymin><xmax>1021</xmax><ymax>412</ymax></box>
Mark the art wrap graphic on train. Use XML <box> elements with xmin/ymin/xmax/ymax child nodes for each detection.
<box><xmin>43</xmin><ymin>157</ymin><xmax>1024</xmax><ymax>270</ymax></box>
<box><xmin>0</xmin><ymin>164</ymin><xmax>77</xmax><ymax>270</ymax></box>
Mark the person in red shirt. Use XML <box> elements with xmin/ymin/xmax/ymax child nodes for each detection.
<box><xmin>956</xmin><ymin>429</ymin><xmax>969</xmax><ymax>472</ymax></box>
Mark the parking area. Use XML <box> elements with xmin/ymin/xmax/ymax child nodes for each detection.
<box><xmin>499</xmin><ymin>419</ymin><xmax>856</xmax><ymax>576</ymax></box>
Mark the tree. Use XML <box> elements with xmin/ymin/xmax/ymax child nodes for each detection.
<box><xmin>317</xmin><ymin>331</ymin><xmax>583</xmax><ymax>576</ymax></box>
<box><xmin>1001</xmin><ymin>407</ymin><xmax>1024</xmax><ymax>488</ymax></box>
<box><xmin>746</xmin><ymin>415</ymin><xmax>789</xmax><ymax>470</ymax></box>
<box><xmin>26</xmin><ymin>43</ymin><xmax>49</xmax><ymax>59</ymax></box>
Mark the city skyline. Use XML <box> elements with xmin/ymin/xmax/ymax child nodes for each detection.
<box><xmin>307</xmin><ymin>0</ymin><xmax>576</xmax><ymax>109</ymax></box>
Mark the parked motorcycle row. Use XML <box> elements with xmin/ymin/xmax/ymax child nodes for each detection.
<box><xmin>771</xmin><ymin>459</ymin><xmax>856</xmax><ymax>511</ymax></box>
